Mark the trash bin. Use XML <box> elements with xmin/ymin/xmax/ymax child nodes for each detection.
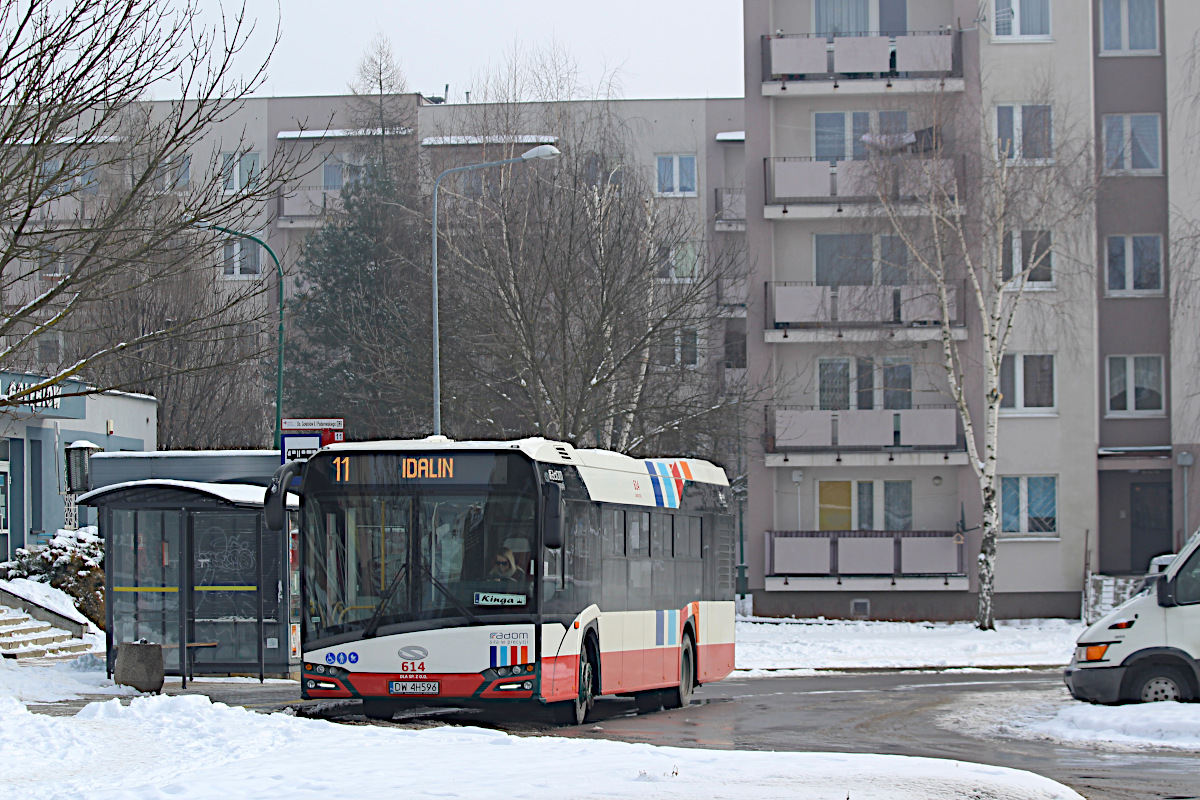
<box><xmin>114</xmin><ymin>640</ymin><xmax>164</xmax><ymax>693</ymax></box>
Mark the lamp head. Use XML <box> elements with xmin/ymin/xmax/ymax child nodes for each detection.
<box><xmin>521</xmin><ymin>144</ymin><xmax>561</xmax><ymax>161</ymax></box>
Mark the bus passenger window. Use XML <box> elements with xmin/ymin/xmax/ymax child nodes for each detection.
<box><xmin>602</xmin><ymin>509</ymin><xmax>624</xmax><ymax>556</ymax></box>
<box><xmin>627</xmin><ymin>511</ymin><xmax>650</xmax><ymax>557</ymax></box>
<box><xmin>651</xmin><ymin>513</ymin><xmax>672</xmax><ymax>558</ymax></box>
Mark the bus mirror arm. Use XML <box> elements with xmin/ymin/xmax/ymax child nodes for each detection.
<box><xmin>543</xmin><ymin>482</ymin><xmax>564</xmax><ymax>549</ymax></box>
<box><xmin>264</xmin><ymin>461</ymin><xmax>302</xmax><ymax>531</ymax></box>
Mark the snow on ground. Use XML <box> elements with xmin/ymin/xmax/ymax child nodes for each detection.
<box><xmin>0</xmin><ymin>655</ymin><xmax>131</xmax><ymax>703</ymax></box>
<box><xmin>0</xmin><ymin>692</ymin><xmax>1083</xmax><ymax>800</ymax></box>
<box><xmin>735</xmin><ymin>616</ymin><xmax>1084</xmax><ymax>671</ymax></box>
<box><xmin>937</xmin><ymin>686</ymin><xmax>1200</xmax><ymax>752</ymax></box>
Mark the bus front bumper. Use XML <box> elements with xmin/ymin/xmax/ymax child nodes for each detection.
<box><xmin>301</xmin><ymin>663</ymin><xmax>539</xmax><ymax>701</ymax></box>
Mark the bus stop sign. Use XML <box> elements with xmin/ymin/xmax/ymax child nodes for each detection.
<box><xmin>281</xmin><ymin>418</ymin><xmax>344</xmax><ymax>463</ymax></box>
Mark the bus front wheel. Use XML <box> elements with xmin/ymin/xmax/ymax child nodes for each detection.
<box><xmin>553</xmin><ymin>642</ymin><xmax>596</xmax><ymax>725</ymax></box>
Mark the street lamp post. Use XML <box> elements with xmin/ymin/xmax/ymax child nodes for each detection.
<box><xmin>429</xmin><ymin>144</ymin><xmax>560</xmax><ymax>436</ymax></box>
<box><xmin>197</xmin><ymin>222</ymin><xmax>285</xmax><ymax>448</ymax></box>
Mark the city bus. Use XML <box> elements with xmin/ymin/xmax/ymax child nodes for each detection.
<box><xmin>263</xmin><ymin>436</ymin><xmax>736</xmax><ymax>724</ymax></box>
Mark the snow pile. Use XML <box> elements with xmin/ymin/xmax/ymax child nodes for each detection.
<box><xmin>0</xmin><ymin>656</ymin><xmax>130</xmax><ymax>703</ymax></box>
<box><xmin>1030</xmin><ymin>701</ymin><xmax>1200</xmax><ymax>750</ymax></box>
<box><xmin>0</xmin><ymin>577</ymin><xmax>91</xmax><ymax>627</ymax></box>
<box><xmin>0</xmin><ymin>525</ymin><xmax>104</xmax><ymax>629</ymax></box>
<box><xmin>0</xmin><ymin>692</ymin><xmax>1084</xmax><ymax>800</ymax></box>
<box><xmin>736</xmin><ymin>617</ymin><xmax>1083</xmax><ymax>671</ymax></box>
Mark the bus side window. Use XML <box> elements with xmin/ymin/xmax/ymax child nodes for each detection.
<box><xmin>691</xmin><ymin>516</ymin><xmax>702</xmax><ymax>559</ymax></box>
<box><xmin>650</xmin><ymin>512</ymin><xmax>671</xmax><ymax>558</ymax></box>
<box><xmin>602</xmin><ymin>509</ymin><xmax>624</xmax><ymax>556</ymax></box>
<box><xmin>628</xmin><ymin>511</ymin><xmax>650</xmax><ymax>558</ymax></box>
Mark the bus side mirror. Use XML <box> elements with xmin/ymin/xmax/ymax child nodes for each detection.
<box><xmin>1156</xmin><ymin>573</ymin><xmax>1176</xmax><ymax>607</ymax></box>
<box><xmin>543</xmin><ymin>482</ymin><xmax>564</xmax><ymax>549</ymax></box>
<box><xmin>264</xmin><ymin>461</ymin><xmax>303</xmax><ymax>532</ymax></box>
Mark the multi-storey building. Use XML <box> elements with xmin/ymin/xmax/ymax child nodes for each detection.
<box><xmin>742</xmin><ymin>0</ymin><xmax>1192</xmax><ymax>620</ymax></box>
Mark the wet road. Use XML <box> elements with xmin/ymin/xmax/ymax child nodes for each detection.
<box><xmin>31</xmin><ymin>670</ymin><xmax>1200</xmax><ymax>800</ymax></box>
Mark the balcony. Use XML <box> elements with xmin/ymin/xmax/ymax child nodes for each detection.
<box><xmin>277</xmin><ymin>185</ymin><xmax>343</xmax><ymax>227</ymax></box>
<box><xmin>714</xmin><ymin>187</ymin><xmax>746</xmax><ymax>231</ymax></box>
<box><xmin>764</xmin><ymin>156</ymin><xmax>959</xmax><ymax>218</ymax></box>
<box><xmin>764</xmin><ymin>529</ymin><xmax>967</xmax><ymax>591</ymax></box>
<box><xmin>765</xmin><ymin>281</ymin><xmax>965</xmax><ymax>343</ymax></box>
<box><xmin>768</xmin><ymin>405</ymin><xmax>962</xmax><ymax>452</ymax></box>
<box><xmin>761</xmin><ymin>30</ymin><xmax>962</xmax><ymax>96</ymax></box>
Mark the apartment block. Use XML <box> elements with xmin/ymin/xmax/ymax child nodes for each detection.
<box><xmin>742</xmin><ymin>0</ymin><xmax>1194</xmax><ymax>621</ymax></box>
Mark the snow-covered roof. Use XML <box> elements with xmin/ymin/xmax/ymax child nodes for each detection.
<box><xmin>276</xmin><ymin>128</ymin><xmax>411</xmax><ymax>140</ymax></box>
<box><xmin>91</xmin><ymin>449</ymin><xmax>275</xmax><ymax>459</ymax></box>
<box><xmin>715</xmin><ymin>130</ymin><xmax>745</xmax><ymax>142</ymax></box>
<box><xmin>78</xmin><ymin>479</ymin><xmax>298</xmax><ymax>509</ymax></box>
<box><xmin>420</xmin><ymin>134</ymin><xmax>558</xmax><ymax>147</ymax></box>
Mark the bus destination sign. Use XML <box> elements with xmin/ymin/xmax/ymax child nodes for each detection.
<box><xmin>401</xmin><ymin>456</ymin><xmax>454</xmax><ymax>479</ymax></box>
<box><xmin>322</xmin><ymin>452</ymin><xmax>516</xmax><ymax>486</ymax></box>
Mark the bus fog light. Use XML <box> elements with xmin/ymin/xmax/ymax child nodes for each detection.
<box><xmin>306</xmin><ymin>680</ymin><xmax>315</xmax><ymax>689</ymax></box>
<box><xmin>522</xmin><ymin>681</ymin><xmax>532</xmax><ymax>690</ymax></box>
<box><xmin>497</xmin><ymin>667</ymin><xmax>508</xmax><ymax>676</ymax></box>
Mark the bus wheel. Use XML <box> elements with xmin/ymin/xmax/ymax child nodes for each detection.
<box><xmin>361</xmin><ymin>699</ymin><xmax>396</xmax><ymax>721</ymax></box>
<box><xmin>553</xmin><ymin>644</ymin><xmax>596</xmax><ymax>725</ymax></box>
<box><xmin>663</xmin><ymin>633</ymin><xmax>695</xmax><ymax>710</ymax></box>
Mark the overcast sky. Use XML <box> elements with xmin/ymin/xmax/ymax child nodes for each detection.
<box><xmin>216</xmin><ymin>1</ymin><xmax>744</xmax><ymax>101</ymax></box>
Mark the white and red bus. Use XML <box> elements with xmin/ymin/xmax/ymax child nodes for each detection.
<box><xmin>264</xmin><ymin>436</ymin><xmax>736</xmax><ymax>724</ymax></box>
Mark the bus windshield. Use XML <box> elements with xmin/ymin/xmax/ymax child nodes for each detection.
<box><xmin>301</xmin><ymin>453</ymin><xmax>538</xmax><ymax>643</ymax></box>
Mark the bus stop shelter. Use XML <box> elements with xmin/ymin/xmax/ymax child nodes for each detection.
<box><xmin>79</xmin><ymin>480</ymin><xmax>298</xmax><ymax>681</ymax></box>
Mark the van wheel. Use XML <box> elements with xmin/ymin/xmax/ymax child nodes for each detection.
<box><xmin>662</xmin><ymin>633</ymin><xmax>695</xmax><ymax>710</ymax></box>
<box><xmin>553</xmin><ymin>643</ymin><xmax>596</xmax><ymax>725</ymax></box>
<box><xmin>1130</xmin><ymin>665</ymin><xmax>1194</xmax><ymax>703</ymax></box>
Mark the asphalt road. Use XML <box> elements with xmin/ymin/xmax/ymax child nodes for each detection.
<box><xmin>29</xmin><ymin>670</ymin><xmax>1200</xmax><ymax>800</ymax></box>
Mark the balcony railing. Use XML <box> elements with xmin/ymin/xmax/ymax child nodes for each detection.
<box><xmin>766</xmin><ymin>280</ymin><xmax>965</xmax><ymax>329</ymax></box>
<box><xmin>766</xmin><ymin>405</ymin><xmax>963</xmax><ymax>451</ymax></box>
<box><xmin>715</xmin><ymin>187</ymin><xmax>746</xmax><ymax>228</ymax></box>
<box><xmin>765</xmin><ymin>156</ymin><xmax>959</xmax><ymax>207</ymax></box>
<box><xmin>765</xmin><ymin>529</ymin><xmax>966</xmax><ymax>578</ymax></box>
<box><xmin>278</xmin><ymin>185</ymin><xmax>343</xmax><ymax>218</ymax></box>
<box><xmin>761</xmin><ymin>30</ymin><xmax>961</xmax><ymax>84</ymax></box>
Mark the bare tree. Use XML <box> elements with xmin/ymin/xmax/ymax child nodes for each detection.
<box><xmin>432</xmin><ymin>46</ymin><xmax>752</xmax><ymax>460</ymax></box>
<box><xmin>861</xmin><ymin>82</ymin><xmax>1097</xmax><ymax>628</ymax></box>
<box><xmin>0</xmin><ymin>0</ymin><xmax>313</xmax><ymax>423</ymax></box>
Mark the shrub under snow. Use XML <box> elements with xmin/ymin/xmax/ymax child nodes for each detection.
<box><xmin>1</xmin><ymin>527</ymin><xmax>104</xmax><ymax>629</ymax></box>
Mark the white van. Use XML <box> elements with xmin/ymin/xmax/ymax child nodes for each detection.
<box><xmin>1064</xmin><ymin>532</ymin><xmax>1200</xmax><ymax>703</ymax></box>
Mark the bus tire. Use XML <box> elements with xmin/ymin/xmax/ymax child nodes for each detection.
<box><xmin>553</xmin><ymin>642</ymin><xmax>596</xmax><ymax>725</ymax></box>
<box><xmin>662</xmin><ymin>633</ymin><xmax>695</xmax><ymax>710</ymax></box>
<box><xmin>361</xmin><ymin>699</ymin><xmax>396</xmax><ymax>721</ymax></box>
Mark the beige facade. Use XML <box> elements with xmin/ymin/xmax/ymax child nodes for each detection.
<box><xmin>741</xmin><ymin>0</ymin><xmax>1199</xmax><ymax>620</ymax></box>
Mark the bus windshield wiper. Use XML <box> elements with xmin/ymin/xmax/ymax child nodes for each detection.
<box><xmin>418</xmin><ymin>562</ymin><xmax>484</xmax><ymax>625</ymax></box>
<box><xmin>362</xmin><ymin>562</ymin><xmax>409</xmax><ymax>639</ymax></box>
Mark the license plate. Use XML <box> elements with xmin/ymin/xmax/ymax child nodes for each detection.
<box><xmin>389</xmin><ymin>681</ymin><xmax>439</xmax><ymax>695</ymax></box>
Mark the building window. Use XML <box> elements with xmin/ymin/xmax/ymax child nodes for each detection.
<box><xmin>1106</xmin><ymin>235</ymin><xmax>1162</xmax><ymax>294</ymax></box>
<box><xmin>36</xmin><ymin>332</ymin><xmax>62</xmax><ymax>365</ymax></box>
<box><xmin>994</xmin><ymin>0</ymin><xmax>1051</xmax><ymax>39</ymax></box>
<box><xmin>323</xmin><ymin>160</ymin><xmax>344</xmax><ymax>191</ymax></box>
<box><xmin>77</xmin><ymin>158</ymin><xmax>99</xmax><ymax>194</ymax></box>
<box><xmin>220</xmin><ymin>151</ymin><xmax>260</xmax><ymax>193</ymax></box>
<box><xmin>814</xmin><ymin>0</ymin><xmax>869</xmax><ymax>36</ymax></box>
<box><xmin>222</xmin><ymin>240</ymin><xmax>261</xmax><ymax>277</ymax></box>
<box><xmin>723</xmin><ymin>319</ymin><xmax>746</xmax><ymax>369</ymax></box>
<box><xmin>1001</xmin><ymin>475</ymin><xmax>1057</xmax><ymax>535</ymax></box>
<box><xmin>656</xmin><ymin>154</ymin><xmax>697</xmax><ymax>196</ymax></box>
<box><xmin>815</xmin><ymin>233</ymin><xmax>908</xmax><ymax>287</ymax></box>
<box><xmin>883</xmin><ymin>481</ymin><xmax>913</xmax><ymax>531</ymax></box>
<box><xmin>652</xmin><ymin>328</ymin><xmax>700</xmax><ymax>368</ymax></box>
<box><xmin>1000</xmin><ymin>354</ymin><xmax>1055</xmax><ymax>411</ymax></box>
<box><xmin>1103</xmin><ymin>114</ymin><xmax>1161</xmax><ymax>174</ymax></box>
<box><xmin>38</xmin><ymin>250</ymin><xmax>70</xmax><ymax>281</ymax></box>
<box><xmin>1101</xmin><ymin>0</ymin><xmax>1157</xmax><ymax>53</ymax></box>
<box><xmin>818</xmin><ymin>479</ymin><xmax>912</xmax><ymax>532</ymax></box>
<box><xmin>154</xmin><ymin>154</ymin><xmax>189</xmax><ymax>192</ymax></box>
<box><xmin>657</xmin><ymin>241</ymin><xmax>698</xmax><ymax>281</ymax></box>
<box><xmin>815</xmin><ymin>111</ymin><xmax>909</xmax><ymax>164</ymax></box>
<box><xmin>819</xmin><ymin>357</ymin><xmax>910</xmax><ymax>411</ymax></box>
<box><xmin>997</xmin><ymin>104</ymin><xmax>1052</xmax><ymax>161</ymax></box>
<box><xmin>1002</xmin><ymin>230</ymin><xmax>1053</xmax><ymax>286</ymax></box>
<box><xmin>1107</xmin><ymin>354</ymin><xmax>1164</xmax><ymax>414</ymax></box>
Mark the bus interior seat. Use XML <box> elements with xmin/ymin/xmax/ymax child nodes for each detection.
<box><xmin>503</xmin><ymin>537</ymin><xmax>532</xmax><ymax>577</ymax></box>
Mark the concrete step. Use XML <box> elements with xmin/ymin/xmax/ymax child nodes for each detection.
<box><xmin>0</xmin><ymin>601</ymin><xmax>93</xmax><ymax>661</ymax></box>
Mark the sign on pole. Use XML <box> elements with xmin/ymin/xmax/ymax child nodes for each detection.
<box><xmin>280</xmin><ymin>418</ymin><xmax>344</xmax><ymax>463</ymax></box>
